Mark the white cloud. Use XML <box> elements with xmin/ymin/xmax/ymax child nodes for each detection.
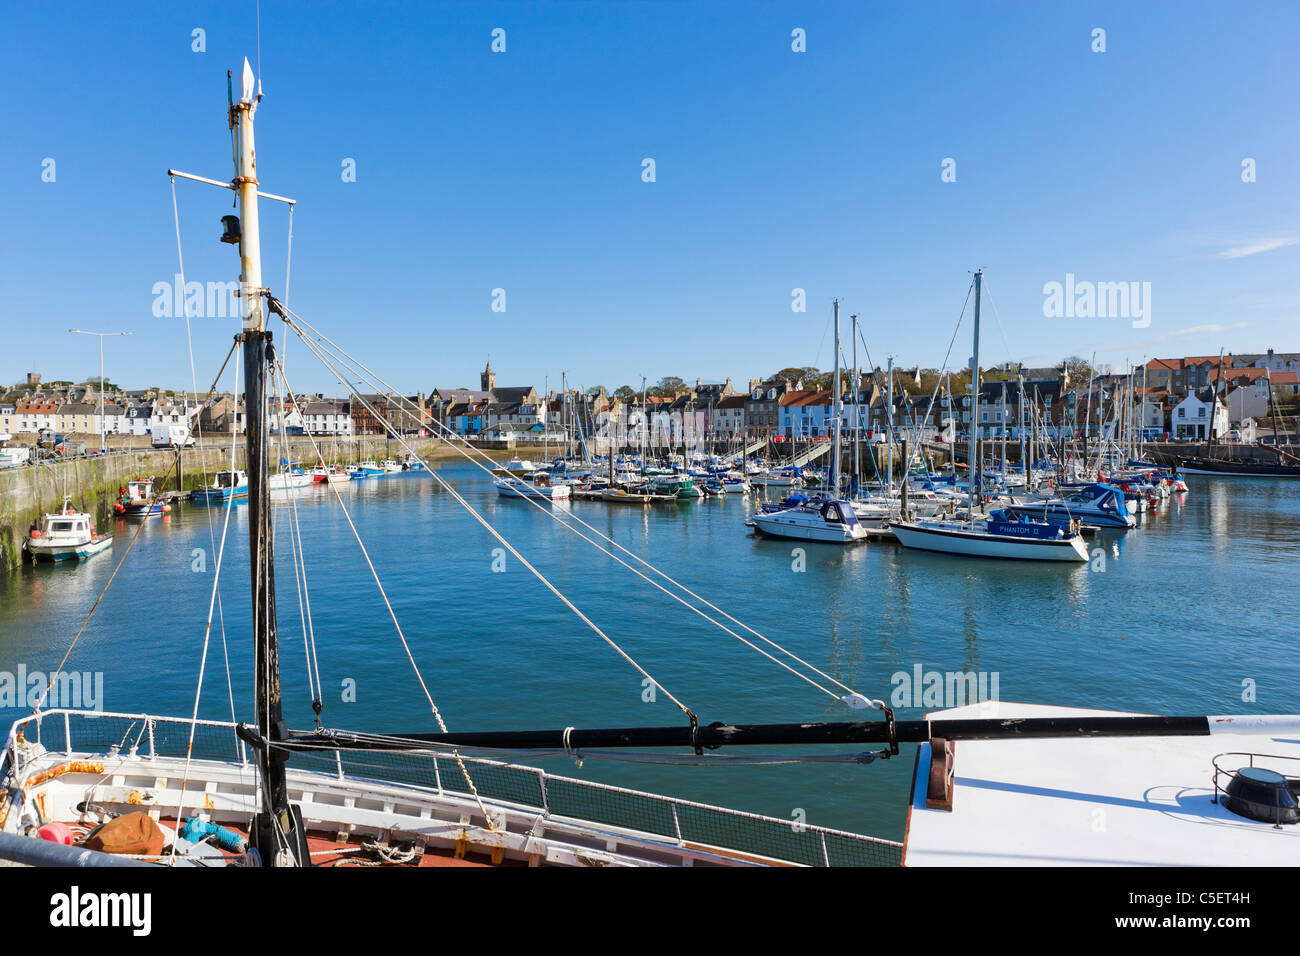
<box><xmin>1172</xmin><ymin>321</ymin><xmax>1251</xmax><ymax>337</ymax></box>
<box><xmin>1216</xmin><ymin>238</ymin><xmax>1300</xmax><ymax>259</ymax></box>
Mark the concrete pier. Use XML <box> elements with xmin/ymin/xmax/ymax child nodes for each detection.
<box><xmin>0</xmin><ymin>437</ymin><xmax>502</xmax><ymax>573</ymax></box>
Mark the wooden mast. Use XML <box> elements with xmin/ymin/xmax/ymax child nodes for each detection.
<box><xmin>229</xmin><ymin>57</ymin><xmax>308</xmax><ymax>866</ymax></box>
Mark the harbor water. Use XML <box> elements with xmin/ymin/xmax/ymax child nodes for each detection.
<box><xmin>0</xmin><ymin>465</ymin><xmax>1296</xmax><ymax>842</ymax></box>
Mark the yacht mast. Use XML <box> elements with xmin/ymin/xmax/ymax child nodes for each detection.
<box><xmin>851</xmin><ymin>313</ymin><xmax>860</xmax><ymax>497</ymax></box>
<box><xmin>832</xmin><ymin>299</ymin><xmax>842</xmax><ymax>495</ymax></box>
<box><xmin>968</xmin><ymin>270</ymin><xmax>982</xmax><ymax>518</ymax></box>
<box><xmin>885</xmin><ymin>355</ymin><xmax>894</xmax><ymax>492</ymax></box>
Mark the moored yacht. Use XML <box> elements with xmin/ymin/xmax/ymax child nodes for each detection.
<box><xmin>495</xmin><ymin>472</ymin><xmax>572</xmax><ymax>501</ymax></box>
<box><xmin>890</xmin><ymin>509</ymin><xmax>1090</xmax><ymax>562</ymax></box>
<box><xmin>1005</xmin><ymin>482</ymin><xmax>1136</xmax><ymax>530</ymax></box>
<box><xmin>309</xmin><ymin>464</ymin><xmax>350</xmax><ymax>484</ymax></box>
<box><xmin>749</xmin><ymin>498</ymin><xmax>867</xmax><ymax>543</ymax></box>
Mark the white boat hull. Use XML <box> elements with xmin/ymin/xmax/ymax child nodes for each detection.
<box><xmin>890</xmin><ymin>521</ymin><xmax>1089</xmax><ymax>561</ymax></box>
<box><xmin>29</xmin><ymin>535</ymin><xmax>113</xmax><ymax>562</ymax></box>
<box><xmin>750</xmin><ymin>515</ymin><xmax>867</xmax><ymax>543</ymax></box>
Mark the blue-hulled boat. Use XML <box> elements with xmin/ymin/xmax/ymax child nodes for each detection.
<box><xmin>1006</xmin><ymin>482</ymin><xmax>1135</xmax><ymax>529</ymax></box>
<box><xmin>189</xmin><ymin>469</ymin><xmax>249</xmax><ymax>504</ymax></box>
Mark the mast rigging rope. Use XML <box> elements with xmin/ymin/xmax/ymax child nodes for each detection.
<box><xmin>279</xmin><ymin>305</ymin><xmax>885</xmax><ymax>711</ymax></box>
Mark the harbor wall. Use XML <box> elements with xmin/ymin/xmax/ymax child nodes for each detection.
<box><xmin>0</xmin><ymin>437</ymin><xmax>503</xmax><ymax>574</ymax></box>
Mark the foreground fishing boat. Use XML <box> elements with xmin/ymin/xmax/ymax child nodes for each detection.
<box><xmin>26</xmin><ymin>497</ymin><xmax>112</xmax><ymax>562</ymax></box>
<box><xmin>0</xmin><ymin>708</ymin><xmax>900</xmax><ymax>867</ymax></box>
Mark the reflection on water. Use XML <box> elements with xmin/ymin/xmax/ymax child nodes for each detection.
<box><xmin>0</xmin><ymin>467</ymin><xmax>1297</xmax><ymax>839</ymax></box>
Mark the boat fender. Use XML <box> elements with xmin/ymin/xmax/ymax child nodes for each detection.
<box><xmin>30</xmin><ymin>530</ymin><xmax>41</xmax><ymax>538</ymax></box>
<box><xmin>38</xmin><ymin>822</ymin><xmax>76</xmax><ymax>845</ymax></box>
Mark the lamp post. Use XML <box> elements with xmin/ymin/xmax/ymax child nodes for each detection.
<box><xmin>69</xmin><ymin>329</ymin><xmax>132</xmax><ymax>453</ymax></box>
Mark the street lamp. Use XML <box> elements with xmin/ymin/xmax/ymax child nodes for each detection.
<box><xmin>68</xmin><ymin>329</ymin><xmax>132</xmax><ymax>453</ymax></box>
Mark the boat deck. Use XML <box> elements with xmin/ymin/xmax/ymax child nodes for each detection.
<box><xmin>152</xmin><ymin>817</ymin><xmax>518</xmax><ymax>867</ymax></box>
<box><xmin>904</xmin><ymin>701</ymin><xmax>1300</xmax><ymax>866</ymax></box>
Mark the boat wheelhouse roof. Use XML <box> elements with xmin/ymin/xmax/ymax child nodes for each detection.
<box><xmin>904</xmin><ymin>701</ymin><xmax>1300</xmax><ymax>866</ymax></box>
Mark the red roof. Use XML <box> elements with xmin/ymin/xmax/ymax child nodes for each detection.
<box><xmin>779</xmin><ymin>390</ymin><xmax>832</xmax><ymax>407</ymax></box>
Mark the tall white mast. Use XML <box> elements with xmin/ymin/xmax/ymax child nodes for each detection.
<box><xmin>234</xmin><ymin>59</ymin><xmax>265</xmax><ymax>337</ymax></box>
<box><xmin>832</xmin><ymin>299</ymin><xmax>842</xmax><ymax>495</ymax></box>
<box><xmin>968</xmin><ymin>271</ymin><xmax>982</xmax><ymax>517</ymax></box>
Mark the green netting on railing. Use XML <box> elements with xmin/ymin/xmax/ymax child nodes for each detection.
<box><xmin>17</xmin><ymin>713</ymin><xmax>902</xmax><ymax>867</ymax></box>
<box><xmin>543</xmin><ymin>774</ymin><xmax>678</xmax><ymax>839</ymax></box>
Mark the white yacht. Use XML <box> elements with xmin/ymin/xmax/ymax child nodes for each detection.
<box><xmin>749</xmin><ymin>498</ymin><xmax>867</xmax><ymax>543</ymax></box>
<box><xmin>494</xmin><ymin>456</ymin><xmax>540</xmax><ymax>477</ymax></box>
<box><xmin>890</xmin><ymin>511</ymin><xmax>1090</xmax><ymax>561</ymax></box>
<box><xmin>269</xmin><ymin>468</ymin><xmax>313</xmax><ymax>491</ymax></box>
<box><xmin>495</xmin><ymin>472</ymin><xmax>571</xmax><ymax>501</ymax></box>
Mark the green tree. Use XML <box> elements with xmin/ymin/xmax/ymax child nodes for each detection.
<box><xmin>1061</xmin><ymin>355</ymin><xmax>1093</xmax><ymax>386</ymax></box>
<box><xmin>650</xmin><ymin>376</ymin><xmax>686</xmax><ymax>398</ymax></box>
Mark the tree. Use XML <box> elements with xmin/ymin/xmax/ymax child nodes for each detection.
<box><xmin>764</xmin><ymin>367</ymin><xmax>817</xmax><ymax>388</ymax></box>
<box><xmin>613</xmin><ymin>385</ymin><xmax>637</xmax><ymax>402</ymax></box>
<box><xmin>649</xmin><ymin>376</ymin><xmax>686</xmax><ymax>398</ymax></box>
<box><xmin>1061</xmin><ymin>356</ymin><xmax>1094</xmax><ymax>387</ymax></box>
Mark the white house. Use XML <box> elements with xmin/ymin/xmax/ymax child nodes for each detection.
<box><xmin>714</xmin><ymin>395</ymin><xmax>746</xmax><ymax>438</ymax></box>
<box><xmin>1172</xmin><ymin>391</ymin><xmax>1228</xmax><ymax>440</ymax></box>
<box><xmin>301</xmin><ymin>401</ymin><xmax>352</xmax><ymax>436</ymax></box>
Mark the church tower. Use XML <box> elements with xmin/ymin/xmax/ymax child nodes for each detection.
<box><xmin>481</xmin><ymin>360</ymin><xmax>496</xmax><ymax>393</ymax></box>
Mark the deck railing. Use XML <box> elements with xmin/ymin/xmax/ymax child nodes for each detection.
<box><xmin>4</xmin><ymin>709</ymin><xmax>902</xmax><ymax>867</ymax></box>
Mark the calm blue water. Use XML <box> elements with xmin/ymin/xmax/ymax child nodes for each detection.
<box><xmin>1</xmin><ymin>465</ymin><xmax>1297</xmax><ymax>840</ymax></box>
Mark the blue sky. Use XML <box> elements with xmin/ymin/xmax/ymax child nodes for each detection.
<box><xmin>4</xmin><ymin>1</ymin><xmax>1298</xmax><ymax>396</ymax></box>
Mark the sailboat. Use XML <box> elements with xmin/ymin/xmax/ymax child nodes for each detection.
<box><xmin>891</xmin><ymin>272</ymin><xmax>1089</xmax><ymax>562</ymax></box>
<box><xmin>746</xmin><ymin>300</ymin><xmax>865</xmax><ymax>544</ymax></box>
